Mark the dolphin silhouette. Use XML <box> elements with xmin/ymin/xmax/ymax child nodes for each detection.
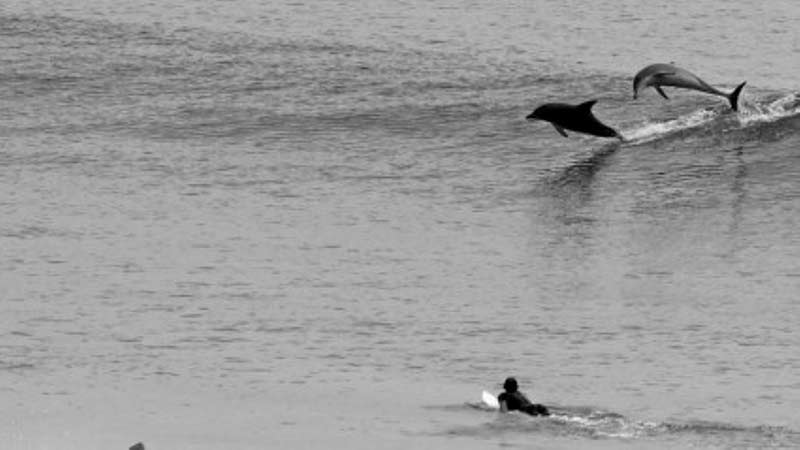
<box><xmin>633</xmin><ymin>63</ymin><xmax>746</xmax><ymax>111</ymax></box>
<box><xmin>526</xmin><ymin>100</ymin><xmax>622</xmax><ymax>139</ymax></box>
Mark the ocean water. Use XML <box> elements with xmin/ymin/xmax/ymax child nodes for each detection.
<box><xmin>1</xmin><ymin>1</ymin><xmax>799</xmax><ymax>449</ymax></box>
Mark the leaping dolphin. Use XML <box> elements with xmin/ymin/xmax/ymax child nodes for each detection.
<box><xmin>633</xmin><ymin>63</ymin><xmax>746</xmax><ymax>111</ymax></box>
<box><xmin>526</xmin><ymin>100</ymin><xmax>622</xmax><ymax>140</ymax></box>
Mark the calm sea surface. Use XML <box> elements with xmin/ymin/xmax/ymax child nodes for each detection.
<box><xmin>1</xmin><ymin>1</ymin><xmax>799</xmax><ymax>449</ymax></box>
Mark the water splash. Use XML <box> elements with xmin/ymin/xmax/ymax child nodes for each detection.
<box><xmin>619</xmin><ymin>92</ymin><xmax>800</xmax><ymax>145</ymax></box>
<box><xmin>547</xmin><ymin>410</ymin><xmax>660</xmax><ymax>439</ymax></box>
<box><xmin>738</xmin><ymin>92</ymin><xmax>800</xmax><ymax>126</ymax></box>
<box><xmin>620</xmin><ymin>108</ymin><xmax>719</xmax><ymax>144</ymax></box>
<box><xmin>459</xmin><ymin>402</ymin><xmax>800</xmax><ymax>446</ymax></box>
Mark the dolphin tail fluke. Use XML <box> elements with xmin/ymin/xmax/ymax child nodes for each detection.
<box><xmin>728</xmin><ymin>81</ymin><xmax>747</xmax><ymax>111</ymax></box>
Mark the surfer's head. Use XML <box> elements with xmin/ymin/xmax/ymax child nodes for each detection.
<box><xmin>503</xmin><ymin>377</ymin><xmax>518</xmax><ymax>392</ymax></box>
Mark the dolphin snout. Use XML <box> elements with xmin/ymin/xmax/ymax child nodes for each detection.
<box><xmin>525</xmin><ymin>112</ymin><xmax>538</xmax><ymax>120</ymax></box>
<box><xmin>632</xmin><ymin>82</ymin><xmax>642</xmax><ymax>100</ymax></box>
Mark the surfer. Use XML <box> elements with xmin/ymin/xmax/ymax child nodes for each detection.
<box><xmin>498</xmin><ymin>377</ymin><xmax>550</xmax><ymax>416</ymax></box>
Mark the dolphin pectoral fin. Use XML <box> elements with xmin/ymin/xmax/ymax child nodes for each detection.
<box><xmin>655</xmin><ymin>86</ymin><xmax>670</xmax><ymax>100</ymax></box>
<box><xmin>553</xmin><ymin>124</ymin><xmax>569</xmax><ymax>138</ymax></box>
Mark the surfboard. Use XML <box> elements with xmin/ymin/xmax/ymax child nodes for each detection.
<box><xmin>482</xmin><ymin>390</ymin><xmax>499</xmax><ymax>409</ymax></box>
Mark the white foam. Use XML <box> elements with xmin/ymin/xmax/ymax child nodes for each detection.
<box><xmin>618</xmin><ymin>93</ymin><xmax>800</xmax><ymax>144</ymax></box>
<box><xmin>621</xmin><ymin>108</ymin><xmax>719</xmax><ymax>144</ymax></box>
<box><xmin>738</xmin><ymin>92</ymin><xmax>800</xmax><ymax>126</ymax></box>
<box><xmin>548</xmin><ymin>413</ymin><xmax>662</xmax><ymax>439</ymax></box>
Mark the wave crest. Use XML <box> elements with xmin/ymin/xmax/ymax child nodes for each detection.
<box><xmin>738</xmin><ymin>92</ymin><xmax>800</xmax><ymax>126</ymax></box>
<box><xmin>622</xmin><ymin>108</ymin><xmax>719</xmax><ymax>144</ymax></box>
<box><xmin>620</xmin><ymin>92</ymin><xmax>800</xmax><ymax>144</ymax></box>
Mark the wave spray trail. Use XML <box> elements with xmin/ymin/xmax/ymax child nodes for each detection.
<box><xmin>620</xmin><ymin>92</ymin><xmax>800</xmax><ymax>144</ymax></box>
<box><xmin>621</xmin><ymin>108</ymin><xmax>719</xmax><ymax>144</ymax></box>
<box><xmin>738</xmin><ymin>92</ymin><xmax>800</xmax><ymax>126</ymax></box>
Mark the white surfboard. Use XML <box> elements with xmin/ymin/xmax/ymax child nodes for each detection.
<box><xmin>482</xmin><ymin>390</ymin><xmax>500</xmax><ymax>409</ymax></box>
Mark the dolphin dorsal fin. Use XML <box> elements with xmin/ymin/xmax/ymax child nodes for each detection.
<box><xmin>578</xmin><ymin>100</ymin><xmax>598</xmax><ymax>112</ymax></box>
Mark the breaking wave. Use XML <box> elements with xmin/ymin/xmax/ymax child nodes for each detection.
<box><xmin>738</xmin><ymin>92</ymin><xmax>800</xmax><ymax>126</ymax></box>
<box><xmin>459</xmin><ymin>401</ymin><xmax>800</xmax><ymax>445</ymax></box>
<box><xmin>622</xmin><ymin>108</ymin><xmax>720</xmax><ymax>144</ymax></box>
<box><xmin>620</xmin><ymin>92</ymin><xmax>800</xmax><ymax>145</ymax></box>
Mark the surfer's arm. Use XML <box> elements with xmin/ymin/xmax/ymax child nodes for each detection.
<box><xmin>497</xmin><ymin>393</ymin><xmax>509</xmax><ymax>412</ymax></box>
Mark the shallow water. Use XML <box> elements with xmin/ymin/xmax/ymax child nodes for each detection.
<box><xmin>1</xmin><ymin>1</ymin><xmax>799</xmax><ymax>449</ymax></box>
